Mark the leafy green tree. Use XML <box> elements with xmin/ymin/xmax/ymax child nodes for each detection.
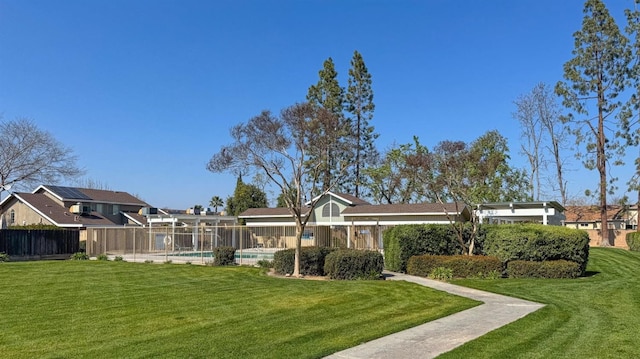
<box><xmin>345</xmin><ymin>50</ymin><xmax>378</xmax><ymax>198</ymax></box>
<box><xmin>426</xmin><ymin>131</ymin><xmax>530</xmax><ymax>255</ymax></box>
<box><xmin>555</xmin><ymin>0</ymin><xmax>631</xmax><ymax>246</ymax></box>
<box><xmin>363</xmin><ymin>137</ymin><xmax>431</xmax><ymax>204</ymax></box>
<box><xmin>225</xmin><ymin>176</ymin><xmax>268</xmax><ymax>219</ymax></box>
<box><xmin>209</xmin><ymin>195</ymin><xmax>224</xmax><ymax>213</ymax></box>
<box><xmin>306</xmin><ymin>57</ymin><xmax>349</xmax><ymax>194</ymax></box>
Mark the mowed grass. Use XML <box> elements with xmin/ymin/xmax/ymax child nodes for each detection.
<box><xmin>441</xmin><ymin>247</ymin><xmax>640</xmax><ymax>359</ymax></box>
<box><xmin>0</xmin><ymin>261</ymin><xmax>477</xmax><ymax>358</ymax></box>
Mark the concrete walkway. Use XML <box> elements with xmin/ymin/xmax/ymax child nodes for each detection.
<box><xmin>325</xmin><ymin>272</ymin><xmax>544</xmax><ymax>359</ymax></box>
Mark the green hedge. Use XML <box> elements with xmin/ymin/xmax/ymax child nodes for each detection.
<box><xmin>273</xmin><ymin>247</ymin><xmax>336</xmax><ymax>276</ymax></box>
<box><xmin>383</xmin><ymin>224</ymin><xmax>475</xmax><ymax>272</ymax></box>
<box><xmin>324</xmin><ymin>249</ymin><xmax>384</xmax><ymax>280</ymax></box>
<box><xmin>483</xmin><ymin>224</ymin><xmax>590</xmax><ymax>275</ymax></box>
<box><xmin>212</xmin><ymin>246</ymin><xmax>235</xmax><ymax>266</ymax></box>
<box><xmin>507</xmin><ymin>260</ymin><xmax>582</xmax><ymax>279</ymax></box>
<box><xmin>407</xmin><ymin>254</ymin><xmax>503</xmax><ymax>278</ymax></box>
<box><xmin>627</xmin><ymin>232</ymin><xmax>640</xmax><ymax>252</ymax></box>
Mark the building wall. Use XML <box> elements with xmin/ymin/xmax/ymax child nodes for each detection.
<box><xmin>2</xmin><ymin>201</ymin><xmax>52</xmax><ymax>226</ymax></box>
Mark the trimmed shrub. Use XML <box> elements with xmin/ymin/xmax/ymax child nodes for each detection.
<box><xmin>212</xmin><ymin>246</ymin><xmax>236</xmax><ymax>266</ymax></box>
<box><xmin>383</xmin><ymin>224</ymin><xmax>466</xmax><ymax>273</ymax></box>
<box><xmin>273</xmin><ymin>247</ymin><xmax>336</xmax><ymax>276</ymax></box>
<box><xmin>507</xmin><ymin>260</ymin><xmax>582</xmax><ymax>279</ymax></box>
<box><xmin>324</xmin><ymin>249</ymin><xmax>384</xmax><ymax>280</ymax></box>
<box><xmin>627</xmin><ymin>232</ymin><xmax>640</xmax><ymax>252</ymax></box>
<box><xmin>407</xmin><ymin>254</ymin><xmax>503</xmax><ymax>278</ymax></box>
<box><xmin>0</xmin><ymin>252</ymin><xmax>10</xmax><ymax>262</ymax></box>
<box><xmin>483</xmin><ymin>224</ymin><xmax>590</xmax><ymax>275</ymax></box>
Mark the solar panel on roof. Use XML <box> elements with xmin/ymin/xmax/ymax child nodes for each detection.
<box><xmin>47</xmin><ymin>185</ymin><xmax>92</xmax><ymax>200</ymax></box>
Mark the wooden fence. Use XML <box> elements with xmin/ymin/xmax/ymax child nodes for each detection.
<box><xmin>0</xmin><ymin>229</ymin><xmax>80</xmax><ymax>259</ymax></box>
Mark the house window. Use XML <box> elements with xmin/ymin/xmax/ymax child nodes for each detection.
<box><xmin>96</xmin><ymin>204</ymin><xmax>104</xmax><ymax>214</ymax></box>
<box><xmin>322</xmin><ymin>203</ymin><xmax>340</xmax><ymax>217</ymax></box>
<box><xmin>9</xmin><ymin>209</ymin><xmax>15</xmax><ymax>224</ymax></box>
<box><xmin>112</xmin><ymin>204</ymin><xmax>120</xmax><ymax>215</ymax></box>
<box><xmin>579</xmin><ymin>223</ymin><xmax>589</xmax><ymax>227</ymax></box>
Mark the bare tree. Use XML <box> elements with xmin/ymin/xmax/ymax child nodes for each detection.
<box><xmin>0</xmin><ymin>117</ymin><xmax>83</xmax><ymax>194</ymax></box>
<box><xmin>207</xmin><ymin>103</ymin><xmax>348</xmax><ymax>277</ymax></box>
<box><xmin>73</xmin><ymin>178</ymin><xmax>111</xmax><ymax>190</ymax></box>
<box><xmin>514</xmin><ymin>83</ymin><xmax>570</xmax><ymax>204</ymax></box>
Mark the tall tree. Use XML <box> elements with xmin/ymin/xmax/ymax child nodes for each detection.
<box><xmin>514</xmin><ymin>83</ymin><xmax>569</xmax><ymax>204</ymax></box>
<box><xmin>306</xmin><ymin>57</ymin><xmax>349</xmax><ymax>194</ymax></box>
<box><xmin>208</xmin><ymin>103</ymin><xmax>349</xmax><ymax>277</ymax></box>
<box><xmin>345</xmin><ymin>50</ymin><xmax>378</xmax><ymax>198</ymax></box>
<box><xmin>623</xmin><ymin>1</ymin><xmax>640</xmax><ymax>226</ymax></box>
<box><xmin>209</xmin><ymin>195</ymin><xmax>224</xmax><ymax>213</ymax></box>
<box><xmin>0</xmin><ymin>117</ymin><xmax>83</xmax><ymax>194</ymax></box>
<box><xmin>555</xmin><ymin>0</ymin><xmax>631</xmax><ymax>246</ymax></box>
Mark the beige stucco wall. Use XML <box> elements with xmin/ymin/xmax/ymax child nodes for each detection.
<box><xmin>2</xmin><ymin>201</ymin><xmax>52</xmax><ymax>226</ymax></box>
<box><xmin>586</xmin><ymin>229</ymin><xmax>635</xmax><ymax>249</ymax></box>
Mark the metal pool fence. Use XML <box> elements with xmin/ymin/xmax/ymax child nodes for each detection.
<box><xmin>85</xmin><ymin>224</ymin><xmax>385</xmax><ymax>265</ymax></box>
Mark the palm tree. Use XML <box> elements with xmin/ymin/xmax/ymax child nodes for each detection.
<box><xmin>209</xmin><ymin>196</ymin><xmax>224</xmax><ymax>214</ymax></box>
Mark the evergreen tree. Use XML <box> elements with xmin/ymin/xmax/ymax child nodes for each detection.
<box><xmin>555</xmin><ymin>0</ymin><xmax>631</xmax><ymax>246</ymax></box>
<box><xmin>345</xmin><ymin>50</ymin><xmax>378</xmax><ymax>198</ymax></box>
<box><xmin>225</xmin><ymin>175</ymin><xmax>268</xmax><ymax>219</ymax></box>
<box><xmin>306</xmin><ymin>57</ymin><xmax>350</xmax><ymax>194</ymax></box>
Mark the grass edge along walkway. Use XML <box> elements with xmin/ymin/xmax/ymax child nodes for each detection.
<box><xmin>326</xmin><ymin>272</ymin><xmax>544</xmax><ymax>359</ymax></box>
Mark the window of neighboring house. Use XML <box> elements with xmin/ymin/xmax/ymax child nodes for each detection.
<box><xmin>579</xmin><ymin>223</ymin><xmax>589</xmax><ymax>227</ymax></box>
<box><xmin>112</xmin><ymin>204</ymin><xmax>120</xmax><ymax>215</ymax></box>
<box><xmin>322</xmin><ymin>203</ymin><xmax>340</xmax><ymax>217</ymax></box>
<box><xmin>9</xmin><ymin>209</ymin><xmax>15</xmax><ymax>224</ymax></box>
<box><xmin>96</xmin><ymin>203</ymin><xmax>104</xmax><ymax>214</ymax></box>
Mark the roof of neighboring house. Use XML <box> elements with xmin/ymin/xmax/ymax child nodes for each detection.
<box><xmin>564</xmin><ymin>205</ymin><xmax>625</xmax><ymax>223</ymax></box>
<box><xmin>12</xmin><ymin>193</ymin><xmax>117</xmax><ymax>227</ymax></box>
<box><xmin>239</xmin><ymin>207</ymin><xmax>310</xmax><ymax>218</ymax></box>
<box><xmin>36</xmin><ymin>185</ymin><xmax>148</xmax><ymax>206</ymax></box>
<box><xmin>478</xmin><ymin>201</ymin><xmax>565</xmax><ymax>212</ymax></box>
<box><xmin>121</xmin><ymin>212</ymin><xmax>148</xmax><ymax>226</ymax></box>
<box><xmin>342</xmin><ymin>202</ymin><xmax>467</xmax><ymax>216</ymax></box>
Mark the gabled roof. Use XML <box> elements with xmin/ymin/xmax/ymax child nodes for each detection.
<box><xmin>564</xmin><ymin>205</ymin><xmax>624</xmax><ymax>223</ymax></box>
<box><xmin>239</xmin><ymin>207</ymin><xmax>310</xmax><ymax>218</ymax></box>
<box><xmin>35</xmin><ymin>185</ymin><xmax>148</xmax><ymax>206</ymax></box>
<box><xmin>121</xmin><ymin>212</ymin><xmax>148</xmax><ymax>226</ymax></box>
<box><xmin>342</xmin><ymin>202</ymin><xmax>467</xmax><ymax>216</ymax></box>
<box><xmin>10</xmin><ymin>193</ymin><xmax>117</xmax><ymax>227</ymax></box>
<box><xmin>305</xmin><ymin>191</ymin><xmax>370</xmax><ymax>206</ymax></box>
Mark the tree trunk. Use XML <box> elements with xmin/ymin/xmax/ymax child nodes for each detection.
<box><xmin>598</xmin><ymin>93</ymin><xmax>611</xmax><ymax>246</ymax></box>
<box><xmin>293</xmin><ymin>222</ymin><xmax>304</xmax><ymax>277</ymax></box>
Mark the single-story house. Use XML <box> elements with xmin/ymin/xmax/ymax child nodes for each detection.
<box><xmin>239</xmin><ymin>192</ymin><xmax>563</xmax><ymax>249</ymax></box>
<box><xmin>476</xmin><ymin>201</ymin><xmax>565</xmax><ymax>225</ymax></box>
<box><xmin>563</xmin><ymin>205</ymin><xmax>635</xmax><ymax>230</ymax></box>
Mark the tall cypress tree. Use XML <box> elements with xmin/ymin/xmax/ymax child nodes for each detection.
<box><xmin>306</xmin><ymin>58</ymin><xmax>348</xmax><ymax>193</ymax></box>
<box><xmin>555</xmin><ymin>0</ymin><xmax>631</xmax><ymax>246</ymax></box>
<box><xmin>345</xmin><ymin>50</ymin><xmax>378</xmax><ymax>198</ymax></box>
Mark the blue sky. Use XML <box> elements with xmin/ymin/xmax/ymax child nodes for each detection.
<box><xmin>0</xmin><ymin>0</ymin><xmax>637</xmax><ymax>209</ymax></box>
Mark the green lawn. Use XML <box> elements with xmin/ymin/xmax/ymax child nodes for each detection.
<box><xmin>0</xmin><ymin>260</ymin><xmax>476</xmax><ymax>358</ymax></box>
<box><xmin>441</xmin><ymin>247</ymin><xmax>640</xmax><ymax>359</ymax></box>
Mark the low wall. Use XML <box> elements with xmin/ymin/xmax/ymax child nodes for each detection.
<box><xmin>586</xmin><ymin>229</ymin><xmax>636</xmax><ymax>249</ymax></box>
